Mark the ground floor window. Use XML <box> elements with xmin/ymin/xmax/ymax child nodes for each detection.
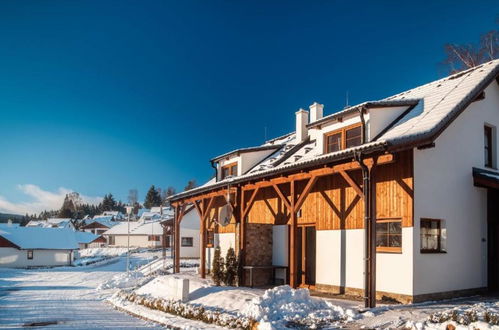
<box><xmin>108</xmin><ymin>236</ymin><xmax>115</xmax><ymax>245</ymax></box>
<box><xmin>148</xmin><ymin>235</ymin><xmax>161</xmax><ymax>242</ymax></box>
<box><xmin>27</xmin><ymin>250</ymin><xmax>33</xmax><ymax>260</ymax></box>
<box><xmin>421</xmin><ymin>218</ymin><xmax>445</xmax><ymax>253</ymax></box>
<box><xmin>181</xmin><ymin>237</ymin><xmax>193</xmax><ymax>247</ymax></box>
<box><xmin>376</xmin><ymin>218</ymin><xmax>402</xmax><ymax>253</ymax></box>
<box><xmin>206</xmin><ymin>229</ymin><xmax>214</xmax><ymax>247</ymax></box>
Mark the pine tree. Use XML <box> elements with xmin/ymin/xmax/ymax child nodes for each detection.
<box><xmin>144</xmin><ymin>185</ymin><xmax>162</xmax><ymax>209</ymax></box>
<box><xmin>184</xmin><ymin>180</ymin><xmax>197</xmax><ymax>191</ymax></box>
<box><xmin>212</xmin><ymin>246</ymin><xmax>224</xmax><ymax>286</ymax></box>
<box><xmin>59</xmin><ymin>194</ymin><xmax>75</xmax><ymax>218</ymax></box>
<box><xmin>224</xmin><ymin>247</ymin><xmax>238</xmax><ymax>286</ymax></box>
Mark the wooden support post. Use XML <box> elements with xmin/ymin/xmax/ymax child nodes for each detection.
<box><xmin>174</xmin><ymin>205</ymin><xmax>181</xmax><ymax>273</ymax></box>
<box><xmin>289</xmin><ymin>180</ymin><xmax>297</xmax><ymax>288</ymax></box>
<box><xmin>200</xmin><ymin>209</ymin><xmax>206</xmax><ymax>278</ymax></box>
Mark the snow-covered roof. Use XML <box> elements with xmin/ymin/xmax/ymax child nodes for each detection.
<box><xmin>149</xmin><ymin>206</ymin><xmax>174</xmax><ymax>217</ymax></box>
<box><xmin>74</xmin><ymin>231</ymin><xmax>102</xmax><ymax>244</ymax></box>
<box><xmin>84</xmin><ymin>216</ymin><xmax>119</xmax><ymax>229</ymax></box>
<box><xmin>103</xmin><ymin>219</ymin><xmax>165</xmax><ymax>236</ymax></box>
<box><xmin>0</xmin><ymin>227</ymin><xmax>78</xmax><ymax>250</ymax></box>
<box><xmin>171</xmin><ymin>60</ymin><xmax>499</xmax><ymax>201</ymax></box>
<box><xmin>26</xmin><ymin>218</ymin><xmax>74</xmax><ymax>229</ymax></box>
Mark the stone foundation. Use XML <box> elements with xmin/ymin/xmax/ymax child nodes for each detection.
<box><xmin>315</xmin><ymin>284</ymin><xmax>487</xmax><ymax>304</ymax></box>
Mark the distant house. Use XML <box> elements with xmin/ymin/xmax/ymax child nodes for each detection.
<box><xmin>101</xmin><ymin>211</ymin><xmax>125</xmax><ymax>221</ymax></box>
<box><xmin>80</xmin><ymin>216</ymin><xmax>117</xmax><ymax>235</ymax></box>
<box><xmin>26</xmin><ymin>218</ymin><xmax>74</xmax><ymax>230</ymax></box>
<box><xmin>163</xmin><ymin>206</ymin><xmax>200</xmax><ymax>259</ymax></box>
<box><xmin>0</xmin><ymin>227</ymin><xmax>78</xmax><ymax>268</ymax></box>
<box><xmin>103</xmin><ymin>219</ymin><xmax>167</xmax><ymax>248</ymax></box>
<box><xmin>75</xmin><ymin>231</ymin><xmax>107</xmax><ymax>249</ymax></box>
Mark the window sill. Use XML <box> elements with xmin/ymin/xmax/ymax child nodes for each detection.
<box><xmin>420</xmin><ymin>250</ymin><xmax>447</xmax><ymax>254</ymax></box>
<box><xmin>376</xmin><ymin>247</ymin><xmax>402</xmax><ymax>254</ymax></box>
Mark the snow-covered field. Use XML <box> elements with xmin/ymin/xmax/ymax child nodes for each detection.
<box><xmin>2</xmin><ymin>250</ymin><xmax>499</xmax><ymax>329</ymax></box>
<box><xmin>0</xmin><ymin>251</ymin><xmax>201</xmax><ymax>329</ymax></box>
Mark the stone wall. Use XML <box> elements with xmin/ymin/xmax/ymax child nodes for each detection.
<box><xmin>243</xmin><ymin>223</ymin><xmax>273</xmax><ymax>287</ymax></box>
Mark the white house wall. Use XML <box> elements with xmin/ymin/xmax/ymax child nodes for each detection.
<box><xmin>240</xmin><ymin>150</ymin><xmax>276</xmax><ymax>174</ymax></box>
<box><xmin>179</xmin><ymin>208</ymin><xmax>200</xmax><ymax>259</ymax></box>
<box><xmin>368</xmin><ymin>106</ymin><xmax>408</xmax><ymax>141</ymax></box>
<box><xmin>0</xmin><ymin>248</ymin><xmax>73</xmax><ymax>268</ymax></box>
<box><xmin>206</xmin><ymin>232</ymin><xmax>235</xmax><ymax>270</ymax></box>
<box><xmin>112</xmin><ymin>235</ymin><xmax>162</xmax><ymax>248</ymax></box>
<box><xmin>413</xmin><ymin>81</ymin><xmax>499</xmax><ymax>295</ymax></box>
<box><xmin>316</xmin><ymin>228</ymin><xmax>413</xmax><ymax>295</ymax></box>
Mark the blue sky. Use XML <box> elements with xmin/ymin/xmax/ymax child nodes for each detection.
<box><xmin>0</xmin><ymin>1</ymin><xmax>497</xmax><ymax>214</ymax></box>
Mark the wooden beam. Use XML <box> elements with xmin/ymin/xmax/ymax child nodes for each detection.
<box><xmin>339</xmin><ymin>170</ymin><xmax>364</xmax><ymax>199</ymax></box>
<box><xmin>295</xmin><ymin>175</ymin><xmax>318</xmax><ymax>211</ymax></box>
<box><xmin>272</xmin><ymin>183</ymin><xmax>291</xmax><ymax>210</ymax></box>
<box><xmin>241</xmin><ymin>187</ymin><xmax>260</xmax><ymax>220</ymax></box>
<box><xmin>202</xmin><ymin>196</ymin><xmax>216</xmax><ymax>221</ymax></box>
<box><xmin>289</xmin><ymin>180</ymin><xmax>297</xmax><ymax>288</ymax></box>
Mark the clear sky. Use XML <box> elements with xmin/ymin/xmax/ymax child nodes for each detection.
<box><xmin>0</xmin><ymin>1</ymin><xmax>497</xmax><ymax>214</ymax></box>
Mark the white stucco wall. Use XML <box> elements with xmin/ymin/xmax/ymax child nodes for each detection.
<box><xmin>368</xmin><ymin>106</ymin><xmax>408</xmax><ymax>141</ymax></box>
<box><xmin>272</xmin><ymin>225</ymin><xmax>288</xmax><ymax>266</ymax></box>
<box><xmin>0</xmin><ymin>248</ymin><xmax>74</xmax><ymax>268</ymax></box>
<box><xmin>206</xmin><ymin>232</ymin><xmax>235</xmax><ymax>270</ymax></box>
<box><xmin>316</xmin><ymin>228</ymin><xmax>413</xmax><ymax>295</ymax></box>
<box><xmin>413</xmin><ymin>82</ymin><xmax>499</xmax><ymax>295</ymax></box>
<box><xmin>179</xmin><ymin>208</ymin><xmax>201</xmax><ymax>259</ymax></box>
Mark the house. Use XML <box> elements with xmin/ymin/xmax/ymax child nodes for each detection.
<box><xmin>101</xmin><ymin>211</ymin><xmax>125</xmax><ymax>221</ymax></box>
<box><xmin>0</xmin><ymin>226</ymin><xmax>78</xmax><ymax>268</ymax></box>
<box><xmin>163</xmin><ymin>206</ymin><xmax>200</xmax><ymax>259</ymax></box>
<box><xmin>75</xmin><ymin>231</ymin><xmax>107</xmax><ymax>249</ymax></box>
<box><xmin>103</xmin><ymin>219</ymin><xmax>167</xmax><ymax>248</ymax></box>
<box><xmin>26</xmin><ymin>218</ymin><xmax>74</xmax><ymax>229</ymax></box>
<box><xmin>80</xmin><ymin>215</ymin><xmax>118</xmax><ymax>235</ymax></box>
<box><xmin>170</xmin><ymin>60</ymin><xmax>499</xmax><ymax>305</ymax></box>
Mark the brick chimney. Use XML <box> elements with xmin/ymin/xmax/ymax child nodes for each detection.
<box><xmin>295</xmin><ymin>108</ymin><xmax>309</xmax><ymax>142</ymax></box>
<box><xmin>309</xmin><ymin>102</ymin><xmax>324</xmax><ymax>122</ymax></box>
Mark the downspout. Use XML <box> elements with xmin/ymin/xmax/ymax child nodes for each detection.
<box><xmin>357</xmin><ymin>106</ymin><xmax>376</xmax><ymax>308</ymax></box>
<box><xmin>210</xmin><ymin>160</ymin><xmax>218</xmax><ymax>181</ymax></box>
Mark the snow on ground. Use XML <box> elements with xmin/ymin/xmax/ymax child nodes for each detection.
<box><xmin>78</xmin><ymin>247</ymin><xmax>131</xmax><ymax>258</ymax></box>
<box><xmin>0</xmin><ymin>251</ymin><xmax>207</xmax><ymax>329</ymax></box>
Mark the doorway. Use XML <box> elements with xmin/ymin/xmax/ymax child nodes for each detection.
<box><xmin>297</xmin><ymin>225</ymin><xmax>316</xmax><ymax>287</ymax></box>
<box><xmin>488</xmin><ymin>189</ymin><xmax>499</xmax><ymax>292</ymax></box>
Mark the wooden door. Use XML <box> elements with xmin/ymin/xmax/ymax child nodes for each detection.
<box><xmin>297</xmin><ymin>225</ymin><xmax>316</xmax><ymax>287</ymax></box>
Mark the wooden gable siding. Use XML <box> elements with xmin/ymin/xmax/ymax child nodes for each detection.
<box><xmin>0</xmin><ymin>235</ymin><xmax>19</xmax><ymax>248</ymax></box>
<box><xmin>246</xmin><ymin>150</ymin><xmax>413</xmax><ymax>229</ymax></box>
<box><xmin>206</xmin><ymin>196</ymin><xmax>237</xmax><ymax>234</ymax></box>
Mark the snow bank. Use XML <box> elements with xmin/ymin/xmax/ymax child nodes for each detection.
<box><xmin>242</xmin><ymin>285</ymin><xmax>357</xmax><ymax>329</ymax></box>
<box><xmin>425</xmin><ymin>301</ymin><xmax>499</xmax><ymax>330</ymax></box>
<box><xmin>98</xmin><ymin>271</ymin><xmax>146</xmax><ymax>290</ymax></box>
<box><xmin>78</xmin><ymin>247</ymin><xmax>131</xmax><ymax>258</ymax></box>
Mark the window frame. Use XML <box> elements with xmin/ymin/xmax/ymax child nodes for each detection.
<box><xmin>485</xmin><ymin>125</ymin><xmax>494</xmax><ymax>168</ymax></box>
<box><xmin>148</xmin><ymin>235</ymin><xmax>161</xmax><ymax>242</ymax></box>
<box><xmin>206</xmin><ymin>229</ymin><xmax>215</xmax><ymax>248</ymax></box>
<box><xmin>324</xmin><ymin>123</ymin><xmax>363</xmax><ymax>154</ymax></box>
<box><xmin>181</xmin><ymin>237</ymin><xmax>193</xmax><ymax>247</ymax></box>
<box><xmin>27</xmin><ymin>250</ymin><xmax>33</xmax><ymax>260</ymax></box>
<box><xmin>376</xmin><ymin>218</ymin><xmax>402</xmax><ymax>253</ymax></box>
<box><xmin>420</xmin><ymin>218</ymin><xmax>445</xmax><ymax>254</ymax></box>
<box><xmin>221</xmin><ymin>162</ymin><xmax>238</xmax><ymax>180</ymax></box>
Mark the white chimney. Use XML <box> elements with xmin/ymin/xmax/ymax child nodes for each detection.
<box><xmin>295</xmin><ymin>108</ymin><xmax>309</xmax><ymax>142</ymax></box>
<box><xmin>309</xmin><ymin>102</ymin><xmax>324</xmax><ymax>122</ymax></box>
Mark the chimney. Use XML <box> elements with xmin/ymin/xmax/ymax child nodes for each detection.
<box><xmin>309</xmin><ymin>102</ymin><xmax>324</xmax><ymax>122</ymax></box>
<box><xmin>295</xmin><ymin>108</ymin><xmax>309</xmax><ymax>142</ymax></box>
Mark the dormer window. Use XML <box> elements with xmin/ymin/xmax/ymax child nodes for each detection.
<box><xmin>221</xmin><ymin>162</ymin><xmax>238</xmax><ymax>179</ymax></box>
<box><xmin>324</xmin><ymin>124</ymin><xmax>363</xmax><ymax>154</ymax></box>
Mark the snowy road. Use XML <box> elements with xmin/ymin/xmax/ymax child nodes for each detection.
<box><xmin>0</xmin><ymin>253</ymin><xmax>163</xmax><ymax>329</ymax></box>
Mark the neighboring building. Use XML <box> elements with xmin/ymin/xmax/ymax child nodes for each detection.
<box><xmin>0</xmin><ymin>227</ymin><xmax>78</xmax><ymax>268</ymax></box>
<box><xmin>163</xmin><ymin>206</ymin><xmax>200</xmax><ymax>259</ymax></box>
<box><xmin>103</xmin><ymin>219</ymin><xmax>167</xmax><ymax>248</ymax></box>
<box><xmin>101</xmin><ymin>211</ymin><xmax>125</xmax><ymax>221</ymax></box>
<box><xmin>75</xmin><ymin>231</ymin><xmax>107</xmax><ymax>249</ymax></box>
<box><xmin>80</xmin><ymin>216</ymin><xmax>117</xmax><ymax>235</ymax></box>
<box><xmin>26</xmin><ymin>218</ymin><xmax>74</xmax><ymax>229</ymax></box>
<box><xmin>170</xmin><ymin>60</ymin><xmax>499</xmax><ymax>304</ymax></box>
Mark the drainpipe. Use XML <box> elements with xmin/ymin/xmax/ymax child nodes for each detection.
<box><xmin>357</xmin><ymin>106</ymin><xmax>376</xmax><ymax>308</ymax></box>
<box><xmin>210</xmin><ymin>160</ymin><xmax>218</xmax><ymax>181</ymax></box>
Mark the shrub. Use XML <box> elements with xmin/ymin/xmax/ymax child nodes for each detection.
<box><xmin>224</xmin><ymin>247</ymin><xmax>238</xmax><ymax>286</ymax></box>
<box><xmin>212</xmin><ymin>246</ymin><xmax>224</xmax><ymax>286</ymax></box>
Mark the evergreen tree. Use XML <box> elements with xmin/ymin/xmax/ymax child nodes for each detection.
<box><xmin>100</xmin><ymin>193</ymin><xmax>117</xmax><ymax>211</ymax></box>
<box><xmin>59</xmin><ymin>194</ymin><xmax>75</xmax><ymax>218</ymax></box>
<box><xmin>212</xmin><ymin>246</ymin><xmax>224</xmax><ymax>286</ymax></box>
<box><xmin>162</xmin><ymin>186</ymin><xmax>176</xmax><ymax>205</ymax></box>
<box><xmin>224</xmin><ymin>247</ymin><xmax>238</xmax><ymax>286</ymax></box>
<box><xmin>144</xmin><ymin>185</ymin><xmax>162</xmax><ymax>209</ymax></box>
<box><xmin>184</xmin><ymin>180</ymin><xmax>197</xmax><ymax>191</ymax></box>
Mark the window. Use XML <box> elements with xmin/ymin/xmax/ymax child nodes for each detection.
<box><xmin>221</xmin><ymin>162</ymin><xmax>238</xmax><ymax>179</ymax></box>
<box><xmin>376</xmin><ymin>219</ymin><xmax>402</xmax><ymax>253</ymax></box>
<box><xmin>27</xmin><ymin>250</ymin><xmax>33</xmax><ymax>260</ymax></box>
<box><xmin>324</xmin><ymin>124</ymin><xmax>363</xmax><ymax>154</ymax></box>
<box><xmin>148</xmin><ymin>235</ymin><xmax>161</xmax><ymax>242</ymax></box>
<box><xmin>345</xmin><ymin>126</ymin><xmax>362</xmax><ymax>149</ymax></box>
<box><xmin>206</xmin><ymin>229</ymin><xmax>215</xmax><ymax>247</ymax></box>
<box><xmin>420</xmin><ymin>219</ymin><xmax>445</xmax><ymax>253</ymax></box>
<box><xmin>325</xmin><ymin>132</ymin><xmax>342</xmax><ymax>153</ymax></box>
<box><xmin>181</xmin><ymin>237</ymin><xmax>193</xmax><ymax>247</ymax></box>
<box><xmin>485</xmin><ymin>125</ymin><xmax>494</xmax><ymax>168</ymax></box>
